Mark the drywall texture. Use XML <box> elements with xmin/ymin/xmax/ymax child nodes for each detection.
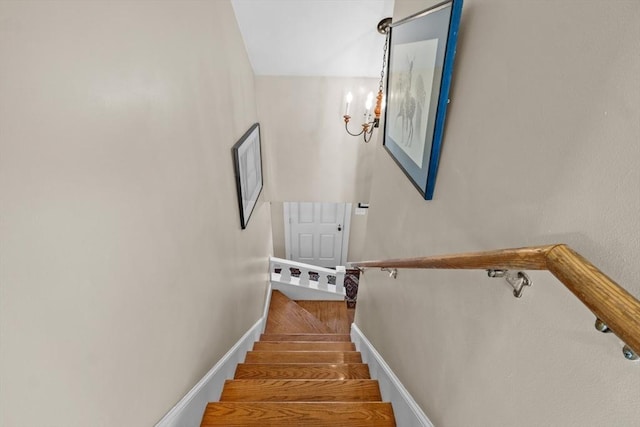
<box><xmin>257</xmin><ymin>76</ymin><xmax>376</xmax><ymax>261</ymax></box>
<box><xmin>356</xmin><ymin>1</ymin><xmax>640</xmax><ymax>426</ymax></box>
<box><xmin>257</xmin><ymin>76</ymin><xmax>378</xmax><ymax>203</ymax></box>
<box><xmin>271</xmin><ymin>202</ymin><xmax>288</xmax><ymax>258</ymax></box>
<box><xmin>345</xmin><ymin>207</ymin><xmax>369</xmax><ymax>262</ymax></box>
<box><xmin>0</xmin><ymin>2</ymin><xmax>272</xmax><ymax>426</ymax></box>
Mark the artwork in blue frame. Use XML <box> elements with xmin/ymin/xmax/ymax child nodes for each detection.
<box><xmin>383</xmin><ymin>0</ymin><xmax>463</xmax><ymax>200</ymax></box>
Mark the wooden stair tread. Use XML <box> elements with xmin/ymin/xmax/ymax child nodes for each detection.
<box><xmin>244</xmin><ymin>350</ymin><xmax>362</xmax><ymax>364</ymax></box>
<box><xmin>234</xmin><ymin>363</ymin><xmax>371</xmax><ymax>379</ymax></box>
<box><xmin>199</xmin><ymin>292</ymin><xmax>396</xmax><ymax>426</ymax></box>
<box><xmin>200</xmin><ymin>402</ymin><xmax>395</xmax><ymax>426</ymax></box>
<box><xmin>265</xmin><ymin>291</ymin><xmax>332</xmax><ymax>334</ymax></box>
<box><xmin>295</xmin><ymin>300</ymin><xmax>351</xmax><ymax>334</ymax></box>
<box><xmin>260</xmin><ymin>333</ymin><xmax>351</xmax><ymax>342</ymax></box>
<box><xmin>220</xmin><ymin>379</ymin><xmax>382</xmax><ymax>402</ymax></box>
<box><xmin>253</xmin><ymin>341</ymin><xmax>355</xmax><ymax>351</ymax></box>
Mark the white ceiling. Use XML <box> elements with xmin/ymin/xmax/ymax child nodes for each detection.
<box><xmin>231</xmin><ymin>0</ymin><xmax>394</xmax><ymax>77</ymax></box>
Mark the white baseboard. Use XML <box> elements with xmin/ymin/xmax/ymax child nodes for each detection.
<box><xmin>351</xmin><ymin>323</ymin><xmax>434</xmax><ymax>427</ymax></box>
<box><xmin>154</xmin><ymin>317</ymin><xmax>264</xmax><ymax>427</ymax></box>
<box><xmin>262</xmin><ymin>282</ymin><xmax>273</xmax><ymax>332</ymax></box>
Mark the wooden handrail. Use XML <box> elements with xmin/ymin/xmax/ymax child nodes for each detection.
<box><xmin>353</xmin><ymin>244</ymin><xmax>640</xmax><ymax>356</ymax></box>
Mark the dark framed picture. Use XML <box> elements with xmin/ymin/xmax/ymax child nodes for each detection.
<box><xmin>383</xmin><ymin>0</ymin><xmax>463</xmax><ymax>200</ymax></box>
<box><xmin>232</xmin><ymin>123</ymin><xmax>263</xmax><ymax>229</ymax></box>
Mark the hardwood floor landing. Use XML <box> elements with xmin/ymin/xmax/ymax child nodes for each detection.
<box><xmin>347</xmin><ymin>306</ymin><xmax>355</xmax><ymax>326</ymax></box>
<box><xmin>265</xmin><ymin>291</ymin><xmax>331</xmax><ymax>334</ymax></box>
<box><xmin>295</xmin><ymin>300</ymin><xmax>351</xmax><ymax>334</ymax></box>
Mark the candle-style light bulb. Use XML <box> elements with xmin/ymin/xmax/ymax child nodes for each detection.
<box><xmin>365</xmin><ymin>92</ymin><xmax>374</xmax><ymax>120</ymax></box>
<box><xmin>365</xmin><ymin>92</ymin><xmax>373</xmax><ymax>111</ymax></box>
<box><xmin>345</xmin><ymin>92</ymin><xmax>353</xmax><ymax>116</ymax></box>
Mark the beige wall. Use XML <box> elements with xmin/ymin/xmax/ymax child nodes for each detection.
<box><xmin>257</xmin><ymin>76</ymin><xmax>377</xmax><ymax>261</ymax></box>
<box><xmin>0</xmin><ymin>2</ymin><xmax>272</xmax><ymax>426</ymax></box>
<box><xmin>345</xmin><ymin>207</ymin><xmax>369</xmax><ymax>262</ymax></box>
<box><xmin>257</xmin><ymin>76</ymin><xmax>378</xmax><ymax>203</ymax></box>
<box><xmin>270</xmin><ymin>202</ymin><xmax>287</xmax><ymax>258</ymax></box>
<box><xmin>356</xmin><ymin>1</ymin><xmax>640</xmax><ymax>426</ymax></box>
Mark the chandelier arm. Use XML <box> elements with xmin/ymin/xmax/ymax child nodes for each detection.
<box><xmin>344</xmin><ymin>121</ymin><xmax>366</xmax><ymax>137</ymax></box>
<box><xmin>363</xmin><ymin>120</ymin><xmax>377</xmax><ymax>143</ymax></box>
<box><xmin>364</xmin><ymin>130</ymin><xmax>372</xmax><ymax>143</ymax></box>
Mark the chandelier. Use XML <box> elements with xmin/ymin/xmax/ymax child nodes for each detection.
<box><xmin>342</xmin><ymin>17</ymin><xmax>392</xmax><ymax>143</ymax></box>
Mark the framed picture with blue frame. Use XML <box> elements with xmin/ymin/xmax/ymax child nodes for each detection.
<box><xmin>383</xmin><ymin>0</ymin><xmax>463</xmax><ymax>200</ymax></box>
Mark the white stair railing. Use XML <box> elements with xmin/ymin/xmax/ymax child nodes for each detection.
<box><xmin>269</xmin><ymin>257</ymin><xmax>346</xmax><ymax>296</ymax></box>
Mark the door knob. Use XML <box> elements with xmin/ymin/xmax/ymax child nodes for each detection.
<box><xmin>337</xmin><ymin>224</ymin><xmax>342</xmax><ymax>231</ymax></box>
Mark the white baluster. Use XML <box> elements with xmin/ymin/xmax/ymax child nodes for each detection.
<box><xmin>280</xmin><ymin>265</ymin><xmax>292</xmax><ymax>283</ymax></box>
<box><xmin>335</xmin><ymin>266</ymin><xmax>346</xmax><ymax>295</ymax></box>
<box><xmin>299</xmin><ymin>267</ymin><xmax>310</xmax><ymax>286</ymax></box>
<box><xmin>317</xmin><ymin>272</ymin><xmax>329</xmax><ymax>291</ymax></box>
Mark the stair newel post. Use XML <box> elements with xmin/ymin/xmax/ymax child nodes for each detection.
<box><xmin>335</xmin><ymin>266</ymin><xmax>346</xmax><ymax>295</ymax></box>
<box><xmin>280</xmin><ymin>265</ymin><xmax>292</xmax><ymax>283</ymax></box>
<box><xmin>299</xmin><ymin>267</ymin><xmax>310</xmax><ymax>287</ymax></box>
<box><xmin>269</xmin><ymin>258</ymin><xmax>276</xmax><ymax>280</ymax></box>
<box><xmin>317</xmin><ymin>272</ymin><xmax>329</xmax><ymax>291</ymax></box>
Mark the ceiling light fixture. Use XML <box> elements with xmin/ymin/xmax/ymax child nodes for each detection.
<box><xmin>342</xmin><ymin>17</ymin><xmax>392</xmax><ymax>143</ymax></box>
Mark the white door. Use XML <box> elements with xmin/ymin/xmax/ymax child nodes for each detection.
<box><xmin>284</xmin><ymin>202</ymin><xmax>351</xmax><ymax>267</ymax></box>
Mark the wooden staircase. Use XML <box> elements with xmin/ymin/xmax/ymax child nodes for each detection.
<box><xmin>200</xmin><ymin>290</ymin><xmax>396</xmax><ymax>426</ymax></box>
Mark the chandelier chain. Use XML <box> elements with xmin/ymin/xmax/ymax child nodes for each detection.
<box><xmin>378</xmin><ymin>30</ymin><xmax>390</xmax><ymax>93</ymax></box>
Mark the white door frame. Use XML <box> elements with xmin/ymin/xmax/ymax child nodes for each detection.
<box><xmin>283</xmin><ymin>202</ymin><xmax>352</xmax><ymax>266</ymax></box>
